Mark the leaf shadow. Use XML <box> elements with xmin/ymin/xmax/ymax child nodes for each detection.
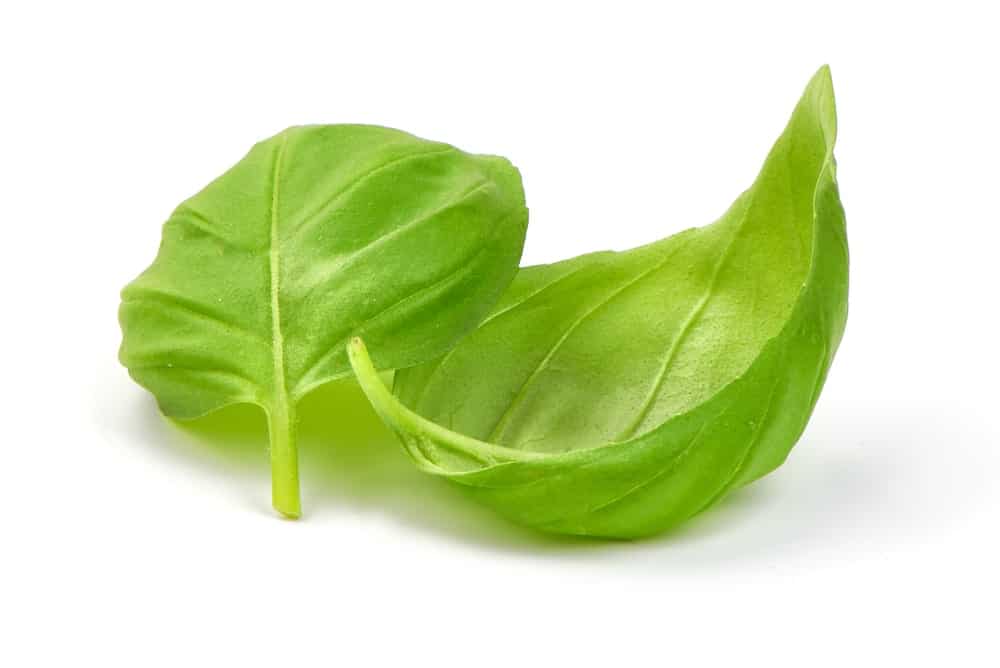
<box><xmin>134</xmin><ymin>379</ymin><xmax>940</xmax><ymax>562</ymax></box>
<box><xmin>160</xmin><ymin>377</ymin><xmax>599</xmax><ymax>551</ymax></box>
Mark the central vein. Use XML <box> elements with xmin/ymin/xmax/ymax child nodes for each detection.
<box><xmin>269</xmin><ymin>133</ymin><xmax>290</xmax><ymax>413</ymax></box>
<box><xmin>266</xmin><ymin>132</ymin><xmax>300</xmax><ymax>518</ymax></box>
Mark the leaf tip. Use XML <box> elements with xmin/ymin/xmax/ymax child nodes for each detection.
<box><xmin>801</xmin><ymin>65</ymin><xmax>838</xmax><ymax>147</ymax></box>
<box><xmin>808</xmin><ymin>64</ymin><xmax>835</xmax><ymax>99</ymax></box>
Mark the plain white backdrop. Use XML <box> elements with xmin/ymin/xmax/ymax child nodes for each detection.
<box><xmin>3</xmin><ymin>1</ymin><xmax>997</xmax><ymax>665</ymax></box>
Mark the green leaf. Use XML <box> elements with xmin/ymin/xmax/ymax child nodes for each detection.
<box><xmin>119</xmin><ymin>125</ymin><xmax>528</xmax><ymax>517</ymax></box>
<box><xmin>348</xmin><ymin>67</ymin><xmax>848</xmax><ymax>538</ymax></box>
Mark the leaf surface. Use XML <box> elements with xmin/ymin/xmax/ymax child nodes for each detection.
<box><xmin>120</xmin><ymin>125</ymin><xmax>528</xmax><ymax>517</ymax></box>
<box><xmin>349</xmin><ymin>68</ymin><xmax>848</xmax><ymax>538</ymax></box>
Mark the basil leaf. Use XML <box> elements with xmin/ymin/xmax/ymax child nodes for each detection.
<box><xmin>348</xmin><ymin>67</ymin><xmax>847</xmax><ymax>538</ymax></box>
<box><xmin>119</xmin><ymin>125</ymin><xmax>528</xmax><ymax>517</ymax></box>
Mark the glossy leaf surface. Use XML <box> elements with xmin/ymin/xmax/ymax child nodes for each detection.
<box><xmin>350</xmin><ymin>68</ymin><xmax>848</xmax><ymax>538</ymax></box>
<box><xmin>120</xmin><ymin>125</ymin><xmax>528</xmax><ymax>517</ymax></box>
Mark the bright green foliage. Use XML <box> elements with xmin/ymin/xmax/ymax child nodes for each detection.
<box><xmin>119</xmin><ymin>125</ymin><xmax>528</xmax><ymax>518</ymax></box>
<box><xmin>349</xmin><ymin>67</ymin><xmax>848</xmax><ymax>538</ymax></box>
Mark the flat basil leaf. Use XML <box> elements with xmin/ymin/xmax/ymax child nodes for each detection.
<box><xmin>120</xmin><ymin>125</ymin><xmax>528</xmax><ymax>517</ymax></box>
<box><xmin>349</xmin><ymin>67</ymin><xmax>847</xmax><ymax>538</ymax></box>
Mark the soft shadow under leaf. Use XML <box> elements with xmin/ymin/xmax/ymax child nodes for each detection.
<box><xmin>171</xmin><ymin>377</ymin><xmax>599</xmax><ymax>549</ymax></box>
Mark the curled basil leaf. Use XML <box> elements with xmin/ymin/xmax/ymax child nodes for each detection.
<box><xmin>349</xmin><ymin>68</ymin><xmax>847</xmax><ymax>538</ymax></box>
<box><xmin>120</xmin><ymin>125</ymin><xmax>528</xmax><ymax>517</ymax></box>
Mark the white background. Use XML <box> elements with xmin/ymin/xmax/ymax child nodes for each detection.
<box><xmin>3</xmin><ymin>1</ymin><xmax>998</xmax><ymax>665</ymax></box>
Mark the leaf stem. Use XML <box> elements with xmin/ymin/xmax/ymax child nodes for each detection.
<box><xmin>347</xmin><ymin>337</ymin><xmax>543</xmax><ymax>466</ymax></box>
<box><xmin>268</xmin><ymin>403</ymin><xmax>301</xmax><ymax>518</ymax></box>
<box><xmin>266</xmin><ymin>133</ymin><xmax>300</xmax><ymax>519</ymax></box>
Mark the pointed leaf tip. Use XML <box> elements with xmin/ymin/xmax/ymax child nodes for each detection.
<box><xmin>799</xmin><ymin>65</ymin><xmax>838</xmax><ymax>146</ymax></box>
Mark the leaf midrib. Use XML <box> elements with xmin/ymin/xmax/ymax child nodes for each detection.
<box><xmin>268</xmin><ymin>133</ymin><xmax>291</xmax><ymax>415</ymax></box>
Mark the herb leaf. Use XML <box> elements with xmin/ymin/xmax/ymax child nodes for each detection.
<box><xmin>120</xmin><ymin>125</ymin><xmax>528</xmax><ymax>517</ymax></box>
<box><xmin>348</xmin><ymin>67</ymin><xmax>847</xmax><ymax>538</ymax></box>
